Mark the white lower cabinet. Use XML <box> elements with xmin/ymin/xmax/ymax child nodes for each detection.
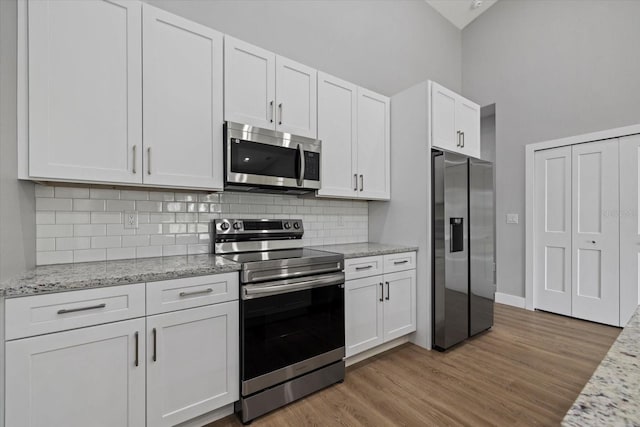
<box><xmin>146</xmin><ymin>302</ymin><xmax>239</xmax><ymax>427</ymax></box>
<box><xmin>345</xmin><ymin>254</ymin><xmax>416</xmax><ymax>358</ymax></box>
<box><xmin>5</xmin><ymin>318</ymin><xmax>146</xmax><ymax>427</ymax></box>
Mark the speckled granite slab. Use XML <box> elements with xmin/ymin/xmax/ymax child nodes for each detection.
<box><xmin>0</xmin><ymin>255</ymin><xmax>241</xmax><ymax>298</ymax></box>
<box><xmin>563</xmin><ymin>305</ymin><xmax>640</xmax><ymax>426</ymax></box>
<box><xmin>310</xmin><ymin>242</ymin><xmax>418</xmax><ymax>259</ymax></box>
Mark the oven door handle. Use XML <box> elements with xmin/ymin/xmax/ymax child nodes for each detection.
<box><xmin>242</xmin><ymin>272</ymin><xmax>344</xmax><ymax>299</ymax></box>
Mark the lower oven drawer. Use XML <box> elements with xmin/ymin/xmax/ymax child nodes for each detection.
<box><xmin>241</xmin><ymin>280</ymin><xmax>344</xmax><ymax>394</ymax></box>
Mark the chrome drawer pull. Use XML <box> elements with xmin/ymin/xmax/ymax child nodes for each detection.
<box><xmin>57</xmin><ymin>303</ymin><xmax>106</xmax><ymax>315</ymax></box>
<box><xmin>394</xmin><ymin>260</ymin><xmax>409</xmax><ymax>265</ymax></box>
<box><xmin>179</xmin><ymin>288</ymin><xmax>213</xmax><ymax>297</ymax></box>
<box><xmin>355</xmin><ymin>265</ymin><xmax>373</xmax><ymax>271</ymax></box>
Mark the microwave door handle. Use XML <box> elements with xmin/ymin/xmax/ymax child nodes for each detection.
<box><xmin>297</xmin><ymin>144</ymin><xmax>305</xmax><ymax>187</ymax></box>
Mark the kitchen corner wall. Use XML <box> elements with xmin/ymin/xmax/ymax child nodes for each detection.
<box><xmin>35</xmin><ymin>185</ymin><xmax>368</xmax><ymax>265</ymax></box>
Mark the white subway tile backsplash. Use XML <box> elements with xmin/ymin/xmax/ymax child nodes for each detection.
<box><xmin>36</xmin><ymin>187</ymin><xmax>368</xmax><ymax>265</ymax></box>
<box><xmin>74</xmin><ymin>199</ymin><xmax>106</xmax><ymax>212</ymax></box>
<box><xmin>56</xmin><ymin>237</ymin><xmax>90</xmax><ymax>250</ymax></box>
<box><xmin>36</xmin><ymin>198</ymin><xmax>72</xmax><ymax>211</ymax></box>
<box><xmin>91</xmin><ymin>212</ymin><xmax>122</xmax><ymax>224</ymax></box>
<box><xmin>106</xmin><ymin>200</ymin><xmax>135</xmax><ymax>212</ymax></box>
<box><xmin>74</xmin><ymin>249</ymin><xmax>106</xmax><ymax>263</ymax></box>
<box><xmin>55</xmin><ymin>212</ymin><xmax>91</xmax><ymax>224</ymax></box>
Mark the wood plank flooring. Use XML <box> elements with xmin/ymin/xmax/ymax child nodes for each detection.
<box><xmin>209</xmin><ymin>304</ymin><xmax>620</xmax><ymax>427</ymax></box>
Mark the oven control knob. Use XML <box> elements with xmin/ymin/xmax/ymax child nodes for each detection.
<box><xmin>293</xmin><ymin>222</ymin><xmax>300</xmax><ymax>229</ymax></box>
<box><xmin>220</xmin><ymin>222</ymin><xmax>229</xmax><ymax>231</ymax></box>
<box><xmin>233</xmin><ymin>222</ymin><xmax>242</xmax><ymax>230</ymax></box>
<box><xmin>283</xmin><ymin>222</ymin><xmax>291</xmax><ymax>229</ymax></box>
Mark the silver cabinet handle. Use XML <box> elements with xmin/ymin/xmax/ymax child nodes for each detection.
<box><xmin>355</xmin><ymin>265</ymin><xmax>373</xmax><ymax>271</ymax></box>
<box><xmin>354</xmin><ymin>174</ymin><xmax>358</xmax><ymax>191</ymax></box>
<box><xmin>134</xmin><ymin>331</ymin><xmax>139</xmax><ymax>367</ymax></box>
<box><xmin>450</xmin><ymin>223</ymin><xmax>454</xmax><ymax>252</ymax></box>
<box><xmin>461</xmin><ymin>131</ymin><xmax>465</xmax><ymax>148</ymax></box>
<box><xmin>132</xmin><ymin>145</ymin><xmax>137</xmax><ymax>174</ymax></box>
<box><xmin>147</xmin><ymin>147</ymin><xmax>151</xmax><ymax>175</ymax></box>
<box><xmin>297</xmin><ymin>144</ymin><xmax>305</xmax><ymax>187</ymax></box>
<box><xmin>394</xmin><ymin>260</ymin><xmax>409</xmax><ymax>265</ymax></box>
<box><xmin>179</xmin><ymin>288</ymin><xmax>213</xmax><ymax>297</ymax></box>
<box><xmin>57</xmin><ymin>303</ymin><xmax>106</xmax><ymax>315</ymax></box>
<box><xmin>379</xmin><ymin>282</ymin><xmax>384</xmax><ymax>302</ymax></box>
<box><xmin>359</xmin><ymin>174</ymin><xmax>364</xmax><ymax>191</ymax></box>
<box><xmin>270</xmin><ymin>100</ymin><xmax>274</xmax><ymax>123</ymax></box>
<box><xmin>457</xmin><ymin>131</ymin><xmax>461</xmax><ymax>147</ymax></box>
<box><xmin>152</xmin><ymin>328</ymin><xmax>157</xmax><ymax>362</ymax></box>
<box><xmin>385</xmin><ymin>281</ymin><xmax>390</xmax><ymax>300</ymax></box>
<box><xmin>278</xmin><ymin>103</ymin><xmax>283</xmax><ymax>125</ymax></box>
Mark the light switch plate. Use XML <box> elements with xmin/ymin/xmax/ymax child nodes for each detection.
<box><xmin>124</xmin><ymin>211</ymin><xmax>138</xmax><ymax>229</ymax></box>
<box><xmin>506</xmin><ymin>213</ymin><xmax>519</xmax><ymax>224</ymax></box>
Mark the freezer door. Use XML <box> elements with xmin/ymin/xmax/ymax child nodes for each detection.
<box><xmin>469</xmin><ymin>158</ymin><xmax>495</xmax><ymax>336</ymax></box>
<box><xmin>433</xmin><ymin>150</ymin><xmax>469</xmax><ymax>350</ymax></box>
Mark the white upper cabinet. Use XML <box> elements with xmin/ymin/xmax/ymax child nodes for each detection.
<box><xmin>224</xmin><ymin>36</ymin><xmax>276</xmax><ymax>129</ymax></box>
<box><xmin>142</xmin><ymin>4</ymin><xmax>224</xmax><ymax>190</ymax></box>
<box><xmin>224</xmin><ymin>36</ymin><xmax>318</xmax><ymax>138</ymax></box>
<box><xmin>317</xmin><ymin>72</ymin><xmax>390</xmax><ymax>200</ymax></box>
<box><xmin>275</xmin><ymin>56</ymin><xmax>317</xmax><ymax>138</ymax></box>
<box><xmin>356</xmin><ymin>88</ymin><xmax>391</xmax><ymax>200</ymax></box>
<box><xmin>27</xmin><ymin>0</ymin><xmax>142</xmax><ymax>183</ymax></box>
<box><xmin>430</xmin><ymin>81</ymin><xmax>481</xmax><ymax>159</ymax></box>
<box><xmin>317</xmin><ymin>72</ymin><xmax>358</xmax><ymax>198</ymax></box>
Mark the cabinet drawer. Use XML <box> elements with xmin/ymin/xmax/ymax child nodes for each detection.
<box><xmin>383</xmin><ymin>252</ymin><xmax>416</xmax><ymax>273</ymax></box>
<box><xmin>5</xmin><ymin>283</ymin><xmax>145</xmax><ymax>340</ymax></box>
<box><xmin>344</xmin><ymin>256</ymin><xmax>383</xmax><ymax>280</ymax></box>
<box><xmin>146</xmin><ymin>272</ymin><xmax>239</xmax><ymax>315</ymax></box>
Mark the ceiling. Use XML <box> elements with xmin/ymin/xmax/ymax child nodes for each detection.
<box><xmin>425</xmin><ymin>0</ymin><xmax>499</xmax><ymax>30</ymax></box>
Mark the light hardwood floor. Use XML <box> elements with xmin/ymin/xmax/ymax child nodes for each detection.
<box><xmin>210</xmin><ymin>304</ymin><xmax>620</xmax><ymax>426</ymax></box>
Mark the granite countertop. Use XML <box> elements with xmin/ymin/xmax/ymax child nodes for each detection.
<box><xmin>563</xmin><ymin>305</ymin><xmax>640</xmax><ymax>426</ymax></box>
<box><xmin>311</xmin><ymin>242</ymin><xmax>418</xmax><ymax>259</ymax></box>
<box><xmin>0</xmin><ymin>254</ymin><xmax>241</xmax><ymax>298</ymax></box>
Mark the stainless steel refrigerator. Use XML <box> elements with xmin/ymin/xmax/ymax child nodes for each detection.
<box><xmin>432</xmin><ymin>149</ymin><xmax>495</xmax><ymax>351</ymax></box>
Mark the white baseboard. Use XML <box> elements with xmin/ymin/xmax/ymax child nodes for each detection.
<box><xmin>175</xmin><ymin>403</ymin><xmax>234</xmax><ymax>427</ymax></box>
<box><xmin>345</xmin><ymin>335</ymin><xmax>410</xmax><ymax>367</ymax></box>
<box><xmin>495</xmin><ymin>292</ymin><xmax>526</xmax><ymax>308</ymax></box>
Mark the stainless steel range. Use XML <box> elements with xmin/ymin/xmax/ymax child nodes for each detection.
<box><xmin>213</xmin><ymin>218</ymin><xmax>345</xmax><ymax>424</ymax></box>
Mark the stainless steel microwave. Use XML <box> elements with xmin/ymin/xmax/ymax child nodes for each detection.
<box><xmin>224</xmin><ymin>121</ymin><xmax>321</xmax><ymax>194</ymax></box>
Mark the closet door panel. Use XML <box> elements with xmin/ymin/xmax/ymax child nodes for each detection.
<box><xmin>533</xmin><ymin>147</ymin><xmax>572</xmax><ymax>315</ymax></box>
<box><xmin>571</xmin><ymin>140</ymin><xmax>619</xmax><ymax>326</ymax></box>
<box><xmin>619</xmin><ymin>134</ymin><xmax>640</xmax><ymax>326</ymax></box>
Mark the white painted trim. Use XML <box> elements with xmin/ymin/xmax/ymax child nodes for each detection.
<box><xmin>17</xmin><ymin>0</ymin><xmax>28</xmax><ymax>180</ymax></box>
<box><xmin>524</xmin><ymin>124</ymin><xmax>640</xmax><ymax>311</ymax></box>
<box><xmin>495</xmin><ymin>292</ymin><xmax>525</xmax><ymax>309</ymax></box>
<box><xmin>345</xmin><ymin>335</ymin><xmax>411</xmax><ymax>367</ymax></box>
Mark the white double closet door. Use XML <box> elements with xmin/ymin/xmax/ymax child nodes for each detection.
<box><xmin>534</xmin><ymin>135</ymin><xmax>640</xmax><ymax>327</ymax></box>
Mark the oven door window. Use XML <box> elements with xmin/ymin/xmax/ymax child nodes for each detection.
<box><xmin>241</xmin><ymin>284</ymin><xmax>344</xmax><ymax>381</ymax></box>
<box><xmin>230</xmin><ymin>139</ymin><xmax>298</xmax><ymax>179</ymax></box>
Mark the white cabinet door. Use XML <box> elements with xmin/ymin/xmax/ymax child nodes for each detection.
<box><xmin>382</xmin><ymin>270</ymin><xmax>416</xmax><ymax>341</ymax></box>
<box><xmin>456</xmin><ymin>97</ymin><xmax>481</xmax><ymax>159</ymax></box>
<box><xmin>142</xmin><ymin>4</ymin><xmax>224</xmax><ymax>190</ymax></box>
<box><xmin>533</xmin><ymin>146</ymin><xmax>573</xmax><ymax>316</ymax></box>
<box><xmin>224</xmin><ymin>36</ymin><xmax>276</xmax><ymax>129</ymax></box>
<box><xmin>146</xmin><ymin>302</ymin><xmax>239</xmax><ymax>427</ymax></box>
<box><xmin>317</xmin><ymin>72</ymin><xmax>358</xmax><ymax>198</ymax></box>
<box><xmin>5</xmin><ymin>318</ymin><xmax>146</xmax><ymax>427</ymax></box>
<box><xmin>27</xmin><ymin>0</ymin><xmax>142</xmax><ymax>184</ymax></box>
<box><xmin>431</xmin><ymin>82</ymin><xmax>458</xmax><ymax>154</ymax></box>
<box><xmin>356</xmin><ymin>87</ymin><xmax>390</xmax><ymax>200</ymax></box>
<box><xmin>275</xmin><ymin>56</ymin><xmax>317</xmax><ymax>138</ymax></box>
<box><xmin>619</xmin><ymin>134</ymin><xmax>640</xmax><ymax>326</ymax></box>
<box><xmin>345</xmin><ymin>276</ymin><xmax>384</xmax><ymax>357</ymax></box>
<box><xmin>571</xmin><ymin>140</ymin><xmax>620</xmax><ymax>326</ymax></box>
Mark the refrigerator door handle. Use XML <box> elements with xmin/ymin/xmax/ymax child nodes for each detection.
<box><xmin>449</xmin><ymin>223</ymin><xmax>454</xmax><ymax>252</ymax></box>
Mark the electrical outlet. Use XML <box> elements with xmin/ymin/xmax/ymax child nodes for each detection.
<box><xmin>124</xmin><ymin>211</ymin><xmax>138</xmax><ymax>229</ymax></box>
<box><xmin>506</xmin><ymin>213</ymin><xmax>519</xmax><ymax>224</ymax></box>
